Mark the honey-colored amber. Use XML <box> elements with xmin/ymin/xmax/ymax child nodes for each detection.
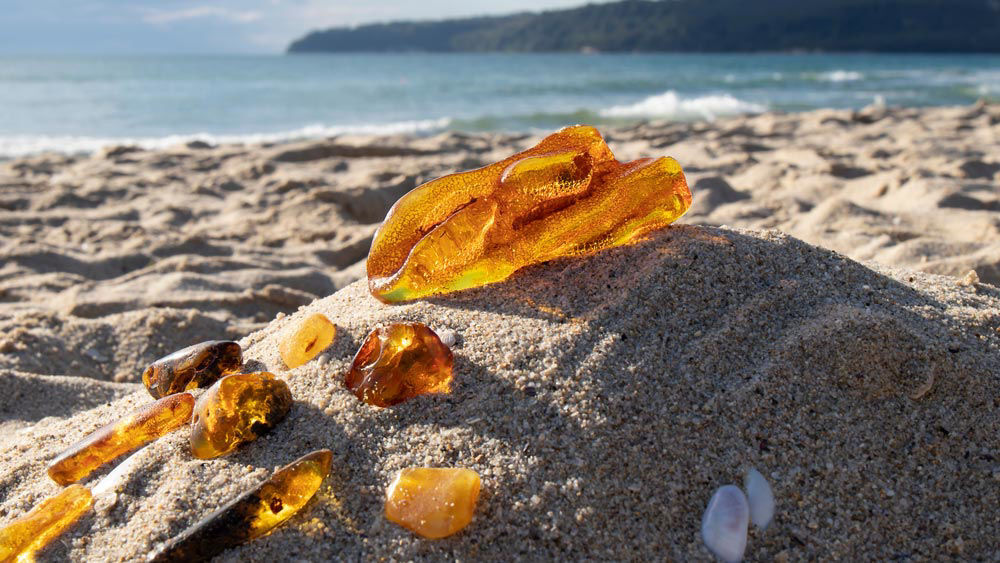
<box><xmin>279</xmin><ymin>313</ymin><xmax>336</xmax><ymax>369</ymax></box>
<box><xmin>0</xmin><ymin>484</ymin><xmax>93</xmax><ymax>562</ymax></box>
<box><xmin>190</xmin><ymin>372</ymin><xmax>293</xmax><ymax>459</ymax></box>
<box><xmin>148</xmin><ymin>449</ymin><xmax>332</xmax><ymax>562</ymax></box>
<box><xmin>142</xmin><ymin>340</ymin><xmax>242</xmax><ymax>399</ymax></box>
<box><xmin>385</xmin><ymin>468</ymin><xmax>481</xmax><ymax>539</ymax></box>
<box><xmin>367</xmin><ymin>125</ymin><xmax>692</xmax><ymax>302</ymax></box>
<box><xmin>47</xmin><ymin>393</ymin><xmax>195</xmax><ymax>486</ymax></box>
<box><xmin>344</xmin><ymin>323</ymin><xmax>453</xmax><ymax>407</ymax></box>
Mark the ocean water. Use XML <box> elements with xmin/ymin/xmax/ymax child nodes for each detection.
<box><xmin>1</xmin><ymin>53</ymin><xmax>998</xmax><ymax>158</ymax></box>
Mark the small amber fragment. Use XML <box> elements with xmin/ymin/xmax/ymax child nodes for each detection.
<box><xmin>367</xmin><ymin>125</ymin><xmax>692</xmax><ymax>302</ymax></box>
<box><xmin>190</xmin><ymin>372</ymin><xmax>293</xmax><ymax>459</ymax></box>
<box><xmin>344</xmin><ymin>322</ymin><xmax>453</xmax><ymax>407</ymax></box>
<box><xmin>142</xmin><ymin>340</ymin><xmax>242</xmax><ymax>399</ymax></box>
<box><xmin>385</xmin><ymin>468</ymin><xmax>481</xmax><ymax>539</ymax></box>
<box><xmin>47</xmin><ymin>393</ymin><xmax>195</xmax><ymax>486</ymax></box>
<box><xmin>279</xmin><ymin>313</ymin><xmax>336</xmax><ymax>369</ymax></box>
<box><xmin>0</xmin><ymin>484</ymin><xmax>93</xmax><ymax>561</ymax></box>
<box><xmin>148</xmin><ymin>449</ymin><xmax>332</xmax><ymax>562</ymax></box>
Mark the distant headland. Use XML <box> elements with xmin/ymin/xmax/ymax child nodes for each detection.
<box><xmin>287</xmin><ymin>0</ymin><xmax>1000</xmax><ymax>54</ymax></box>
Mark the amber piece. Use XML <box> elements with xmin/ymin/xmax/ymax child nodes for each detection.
<box><xmin>142</xmin><ymin>340</ymin><xmax>243</xmax><ymax>399</ymax></box>
<box><xmin>0</xmin><ymin>484</ymin><xmax>93</xmax><ymax>561</ymax></box>
<box><xmin>344</xmin><ymin>323</ymin><xmax>453</xmax><ymax>407</ymax></box>
<box><xmin>190</xmin><ymin>372</ymin><xmax>293</xmax><ymax>459</ymax></box>
<box><xmin>367</xmin><ymin>125</ymin><xmax>691</xmax><ymax>302</ymax></box>
<box><xmin>385</xmin><ymin>468</ymin><xmax>481</xmax><ymax>539</ymax></box>
<box><xmin>279</xmin><ymin>313</ymin><xmax>336</xmax><ymax>369</ymax></box>
<box><xmin>148</xmin><ymin>449</ymin><xmax>331</xmax><ymax>562</ymax></box>
<box><xmin>47</xmin><ymin>393</ymin><xmax>195</xmax><ymax>486</ymax></box>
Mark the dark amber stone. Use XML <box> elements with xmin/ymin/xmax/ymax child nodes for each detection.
<box><xmin>47</xmin><ymin>393</ymin><xmax>195</xmax><ymax>486</ymax></box>
<box><xmin>142</xmin><ymin>340</ymin><xmax>243</xmax><ymax>399</ymax></box>
<box><xmin>367</xmin><ymin>125</ymin><xmax>691</xmax><ymax>302</ymax></box>
<box><xmin>148</xmin><ymin>449</ymin><xmax>332</xmax><ymax>563</ymax></box>
<box><xmin>190</xmin><ymin>372</ymin><xmax>293</xmax><ymax>459</ymax></box>
<box><xmin>0</xmin><ymin>484</ymin><xmax>93</xmax><ymax>561</ymax></box>
<box><xmin>344</xmin><ymin>322</ymin><xmax>453</xmax><ymax>407</ymax></box>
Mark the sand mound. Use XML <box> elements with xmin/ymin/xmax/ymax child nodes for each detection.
<box><xmin>2</xmin><ymin>226</ymin><xmax>997</xmax><ymax>560</ymax></box>
<box><xmin>3</xmin><ymin>104</ymin><xmax>998</xmax><ymax>391</ymax></box>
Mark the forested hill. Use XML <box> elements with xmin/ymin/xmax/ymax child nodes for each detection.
<box><xmin>287</xmin><ymin>0</ymin><xmax>1000</xmax><ymax>53</ymax></box>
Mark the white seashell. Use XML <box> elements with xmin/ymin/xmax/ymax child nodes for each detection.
<box><xmin>702</xmin><ymin>485</ymin><xmax>749</xmax><ymax>563</ymax></box>
<box><xmin>745</xmin><ymin>468</ymin><xmax>775</xmax><ymax>530</ymax></box>
<box><xmin>92</xmin><ymin>446</ymin><xmax>149</xmax><ymax>499</ymax></box>
<box><xmin>437</xmin><ymin>328</ymin><xmax>458</xmax><ymax>348</ymax></box>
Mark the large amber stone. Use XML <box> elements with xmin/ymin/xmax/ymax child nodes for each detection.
<box><xmin>148</xmin><ymin>449</ymin><xmax>332</xmax><ymax>562</ymax></box>
<box><xmin>279</xmin><ymin>313</ymin><xmax>336</xmax><ymax>369</ymax></box>
<box><xmin>385</xmin><ymin>468</ymin><xmax>481</xmax><ymax>539</ymax></box>
<box><xmin>344</xmin><ymin>323</ymin><xmax>453</xmax><ymax>407</ymax></box>
<box><xmin>190</xmin><ymin>372</ymin><xmax>293</xmax><ymax>459</ymax></box>
<box><xmin>0</xmin><ymin>484</ymin><xmax>93</xmax><ymax>561</ymax></box>
<box><xmin>47</xmin><ymin>393</ymin><xmax>194</xmax><ymax>486</ymax></box>
<box><xmin>142</xmin><ymin>340</ymin><xmax>243</xmax><ymax>399</ymax></box>
<box><xmin>367</xmin><ymin>125</ymin><xmax>691</xmax><ymax>302</ymax></box>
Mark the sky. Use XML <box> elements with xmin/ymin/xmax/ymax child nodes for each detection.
<box><xmin>0</xmin><ymin>0</ymin><xmax>608</xmax><ymax>54</ymax></box>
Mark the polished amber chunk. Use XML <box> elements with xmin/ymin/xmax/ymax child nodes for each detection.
<box><xmin>142</xmin><ymin>340</ymin><xmax>243</xmax><ymax>399</ymax></box>
<box><xmin>47</xmin><ymin>393</ymin><xmax>195</xmax><ymax>486</ymax></box>
<box><xmin>367</xmin><ymin>125</ymin><xmax>691</xmax><ymax>302</ymax></box>
<box><xmin>0</xmin><ymin>484</ymin><xmax>93</xmax><ymax>561</ymax></box>
<box><xmin>279</xmin><ymin>313</ymin><xmax>336</xmax><ymax>369</ymax></box>
<box><xmin>344</xmin><ymin>323</ymin><xmax>453</xmax><ymax>407</ymax></box>
<box><xmin>385</xmin><ymin>468</ymin><xmax>481</xmax><ymax>539</ymax></box>
<box><xmin>148</xmin><ymin>449</ymin><xmax>332</xmax><ymax>562</ymax></box>
<box><xmin>190</xmin><ymin>372</ymin><xmax>293</xmax><ymax>459</ymax></box>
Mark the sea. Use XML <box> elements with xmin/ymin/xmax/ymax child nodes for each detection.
<box><xmin>1</xmin><ymin>53</ymin><xmax>998</xmax><ymax>158</ymax></box>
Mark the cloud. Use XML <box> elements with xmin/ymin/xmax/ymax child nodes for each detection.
<box><xmin>141</xmin><ymin>6</ymin><xmax>262</xmax><ymax>25</ymax></box>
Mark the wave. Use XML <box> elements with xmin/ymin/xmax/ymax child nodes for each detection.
<box><xmin>1</xmin><ymin>94</ymin><xmax>770</xmax><ymax>158</ymax></box>
<box><xmin>598</xmin><ymin>90</ymin><xmax>766</xmax><ymax>120</ymax></box>
<box><xmin>0</xmin><ymin>118</ymin><xmax>452</xmax><ymax>159</ymax></box>
<box><xmin>815</xmin><ymin>70</ymin><xmax>864</xmax><ymax>82</ymax></box>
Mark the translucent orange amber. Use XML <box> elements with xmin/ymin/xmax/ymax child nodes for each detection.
<box><xmin>190</xmin><ymin>372</ymin><xmax>293</xmax><ymax>459</ymax></box>
<box><xmin>142</xmin><ymin>340</ymin><xmax>242</xmax><ymax>399</ymax></box>
<box><xmin>367</xmin><ymin>125</ymin><xmax>691</xmax><ymax>302</ymax></box>
<box><xmin>47</xmin><ymin>393</ymin><xmax>195</xmax><ymax>486</ymax></box>
<box><xmin>0</xmin><ymin>484</ymin><xmax>93</xmax><ymax>561</ymax></box>
<box><xmin>344</xmin><ymin>323</ymin><xmax>453</xmax><ymax>407</ymax></box>
<box><xmin>385</xmin><ymin>468</ymin><xmax>481</xmax><ymax>539</ymax></box>
<box><xmin>148</xmin><ymin>449</ymin><xmax>332</xmax><ymax>562</ymax></box>
<box><xmin>279</xmin><ymin>313</ymin><xmax>336</xmax><ymax>369</ymax></box>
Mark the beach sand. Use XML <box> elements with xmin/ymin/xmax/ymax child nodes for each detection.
<box><xmin>0</xmin><ymin>104</ymin><xmax>998</xmax><ymax>560</ymax></box>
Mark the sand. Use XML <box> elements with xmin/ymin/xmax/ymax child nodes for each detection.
<box><xmin>0</xmin><ymin>103</ymin><xmax>998</xmax><ymax>560</ymax></box>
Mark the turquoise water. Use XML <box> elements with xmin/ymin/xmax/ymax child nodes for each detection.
<box><xmin>0</xmin><ymin>53</ymin><xmax>998</xmax><ymax>157</ymax></box>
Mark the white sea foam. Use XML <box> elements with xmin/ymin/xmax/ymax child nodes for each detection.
<box><xmin>0</xmin><ymin>118</ymin><xmax>452</xmax><ymax>159</ymax></box>
<box><xmin>817</xmin><ymin>70</ymin><xmax>864</xmax><ymax>82</ymax></box>
<box><xmin>599</xmin><ymin>90</ymin><xmax>766</xmax><ymax>121</ymax></box>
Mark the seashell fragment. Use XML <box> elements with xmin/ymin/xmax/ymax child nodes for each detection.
<box><xmin>279</xmin><ymin>313</ymin><xmax>336</xmax><ymax>369</ymax></box>
<box><xmin>142</xmin><ymin>340</ymin><xmax>242</xmax><ymax>398</ymax></box>
<box><xmin>92</xmin><ymin>446</ymin><xmax>151</xmax><ymax>500</ymax></box>
<box><xmin>744</xmin><ymin>468</ymin><xmax>775</xmax><ymax>530</ymax></box>
<box><xmin>701</xmin><ymin>484</ymin><xmax>749</xmax><ymax>563</ymax></box>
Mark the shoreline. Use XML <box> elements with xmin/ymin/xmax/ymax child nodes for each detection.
<box><xmin>3</xmin><ymin>98</ymin><xmax>997</xmax><ymax>161</ymax></box>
